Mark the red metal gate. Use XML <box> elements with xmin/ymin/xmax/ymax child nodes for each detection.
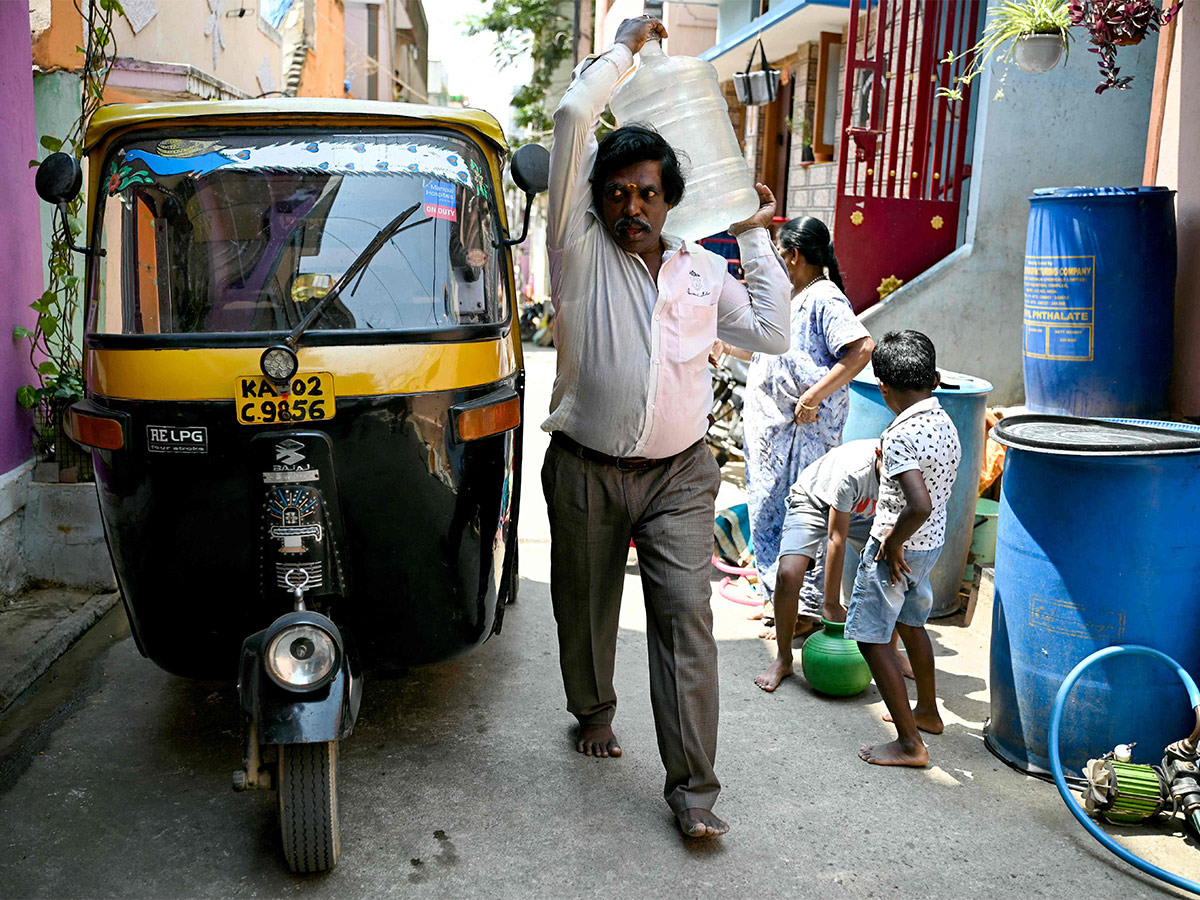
<box><xmin>834</xmin><ymin>0</ymin><xmax>983</xmax><ymax>312</ymax></box>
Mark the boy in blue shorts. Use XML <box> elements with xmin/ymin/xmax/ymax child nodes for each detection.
<box><xmin>754</xmin><ymin>439</ymin><xmax>879</xmax><ymax>692</ymax></box>
<box><xmin>846</xmin><ymin>331</ymin><xmax>961</xmax><ymax>768</ymax></box>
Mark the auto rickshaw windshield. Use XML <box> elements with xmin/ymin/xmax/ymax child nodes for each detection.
<box><xmin>92</xmin><ymin>131</ymin><xmax>508</xmax><ymax>336</ymax></box>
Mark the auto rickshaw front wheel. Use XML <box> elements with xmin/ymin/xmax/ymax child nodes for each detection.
<box><xmin>278</xmin><ymin>741</ymin><xmax>340</xmax><ymax>873</ymax></box>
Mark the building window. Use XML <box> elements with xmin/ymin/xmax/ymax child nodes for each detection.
<box><xmin>814</xmin><ymin>31</ymin><xmax>843</xmax><ymax>159</ymax></box>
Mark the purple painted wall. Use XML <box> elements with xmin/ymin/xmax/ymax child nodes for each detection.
<box><xmin>0</xmin><ymin>3</ymin><xmax>44</xmax><ymax>474</ymax></box>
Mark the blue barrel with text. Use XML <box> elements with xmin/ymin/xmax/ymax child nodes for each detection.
<box><xmin>843</xmin><ymin>365</ymin><xmax>992</xmax><ymax>618</ymax></box>
<box><xmin>1023</xmin><ymin>187</ymin><xmax>1176</xmax><ymax>418</ymax></box>
<box><xmin>986</xmin><ymin>416</ymin><xmax>1200</xmax><ymax>775</ymax></box>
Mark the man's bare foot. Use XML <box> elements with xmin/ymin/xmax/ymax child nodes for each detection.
<box><xmin>883</xmin><ymin>705</ymin><xmax>944</xmax><ymax>734</ymax></box>
<box><xmin>754</xmin><ymin>658</ymin><xmax>793</xmax><ymax>692</ymax></box>
<box><xmin>858</xmin><ymin>739</ymin><xmax>929</xmax><ymax>767</ymax></box>
<box><xmin>575</xmin><ymin>724</ymin><xmax>622</xmax><ymax>758</ymax></box>
<box><xmin>895</xmin><ymin>650</ymin><xmax>915</xmax><ymax>680</ymax></box>
<box><xmin>676</xmin><ymin>808</ymin><xmax>729</xmax><ymax>838</ymax></box>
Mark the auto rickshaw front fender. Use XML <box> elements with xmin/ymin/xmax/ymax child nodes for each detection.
<box><xmin>238</xmin><ymin>626</ymin><xmax>361</xmax><ymax>745</ymax></box>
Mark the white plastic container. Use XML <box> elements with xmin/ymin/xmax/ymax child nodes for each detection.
<box><xmin>610</xmin><ymin>40</ymin><xmax>760</xmax><ymax>242</ymax></box>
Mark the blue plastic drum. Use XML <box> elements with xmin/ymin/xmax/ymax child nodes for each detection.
<box><xmin>843</xmin><ymin>366</ymin><xmax>992</xmax><ymax>618</ymax></box>
<box><xmin>986</xmin><ymin>416</ymin><xmax>1200</xmax><ymax>775</ymax></box>
<box><xmin>1023</xmin><ymin>187</ymin><xmax>1176</xmax><ymax>418</ymax></box>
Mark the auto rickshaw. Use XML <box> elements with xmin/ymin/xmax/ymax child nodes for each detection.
<box><xmin>33</xmin><ymin>99</ymin><xmax>549</xmax><ymax>873</ymax></box>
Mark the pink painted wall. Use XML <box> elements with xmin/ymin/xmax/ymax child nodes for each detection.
<box><xmin>0</xmin><ymin>2</ymin><xmax>43</xmax><ymax>473</ymax></box>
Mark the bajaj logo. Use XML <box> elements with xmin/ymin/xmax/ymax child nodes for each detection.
<box><xmin>275</xmin><ymin>439</ymin><xmax>306</xmax><ymax>467</ymax></box>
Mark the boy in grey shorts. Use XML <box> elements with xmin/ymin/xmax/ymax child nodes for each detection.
<box><xmin>846</xmin><ymin>331</ymin><xmax>961</xmax><ymax>768</ymax></box>
<box><xmin>754</xmin><ymin>439</ymin><xmax>878</xmax><ymax>692</ymax></box>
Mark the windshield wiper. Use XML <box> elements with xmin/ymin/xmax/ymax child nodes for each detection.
<box><xmin>285</xmin><ymin>202</ymin><xmax>426</xmax><ymax>349</ymax></box>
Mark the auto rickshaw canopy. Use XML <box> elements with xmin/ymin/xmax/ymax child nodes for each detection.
<box><xmin>84</xmin><ymin>98</ymin><xmax>509</xmax><ymax>154</ymax></box>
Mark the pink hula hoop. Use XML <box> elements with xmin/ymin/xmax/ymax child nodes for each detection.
<box><xmin>711</xmin><ymin>553</ymin><xmax>756</xmax><ymax>578</ymax></box>
<box><xmin>718</xmin><ymin>576</ymin><xmax>763</xmax><ymax>608</ymax></box>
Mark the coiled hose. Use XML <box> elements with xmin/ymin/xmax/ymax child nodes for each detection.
<box><xmin>1049</xmin><ymin>644</ymin><xmax>1200</xmax><ymax>896</ymax></box>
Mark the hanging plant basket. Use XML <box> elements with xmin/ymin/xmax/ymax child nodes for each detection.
<box><xmin>1069</xmin><ymin>0</ymin><xmax>1184</xmax><ymax>93</ymax></box>
<box><xmin>1015</xmin><ymin>33</ymin><xmax>1067</xmax><ymax>73</ymax></box>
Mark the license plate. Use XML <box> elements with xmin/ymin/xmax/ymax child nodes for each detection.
<box><xmin>235</xmin><ymin>373</ymin><xmax>336</xmax><ymax>425</ymax></box>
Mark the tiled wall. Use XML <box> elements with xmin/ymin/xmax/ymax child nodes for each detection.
<box><xmin>786</xmin><ymin>162</ymin><xmax>836</xmax><ymax>228</ymax></box>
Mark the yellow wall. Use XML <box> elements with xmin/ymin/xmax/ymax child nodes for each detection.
<box><xmin>31</xmin><ymin>0</ymin><xmax>281</xmax><ymax>97</ymax></box>
<box><xmin>30</xmin><ymin>0</ymin><xmax>83</xmax><ymax>72</ymax></box>
<box><xmin>298</xmin><ymin>0</ymin><xmax>348</xmax><ymax>98</ymax></box>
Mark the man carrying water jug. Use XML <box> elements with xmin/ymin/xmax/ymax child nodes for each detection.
<box><xmin>542</xmin><ymin>14</ymin><xmax>791</xmax><ymax>838</ymax></box>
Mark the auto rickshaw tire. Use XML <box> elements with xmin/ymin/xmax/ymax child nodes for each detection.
<box><xmin>278</xmin><ymin>741</ymin><xmax>340</xmax><ymax>873</ymax></box>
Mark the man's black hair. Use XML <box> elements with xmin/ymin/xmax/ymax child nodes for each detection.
<box><xmin>590</xmin><ymin>124</ymin><xmax>687</xmax><ymax>211</ymax></box>
<box><xmin>872</xmin><ymin>330</ymin><xmax>938</xmax><ymax>392</ymax></box>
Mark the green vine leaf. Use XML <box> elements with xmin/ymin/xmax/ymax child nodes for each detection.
<box><xmin>40</xmin><ymin>135</ymin><xmax>63</xmax><ymax>152</ymax></box>
<box><xmin>37</xmin><ymin>361</ymin><xmax>59</xmax><ymax>376</ymax></box>
<box><xmin>13</xmin><ymin>325</ymin><xmax>34</xmax><ymax>339</ymax></box>
<box><xmin>16</xmin><ymin>385</ymin><xmax>38</xmax><ymax>409</ymax></box>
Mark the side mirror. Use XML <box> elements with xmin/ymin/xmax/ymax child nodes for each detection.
<box><xmin>35</xmin><ymin>152</ymin><xmax>83</xmax><ymax>205</ymax></box>
<box><xmin>34</xmin><ymin>152</ymin><xmax>96</xmax><ymax>257</ymax></box>
<box><xmin>501</xmin><ymin>144</ymin><xmax>551</xmax><ymax>247</ymax></box>
<box><xmin>510</xmin><ymin>144</ymin><xmax>550</xmax><ymax>196</ymax></box>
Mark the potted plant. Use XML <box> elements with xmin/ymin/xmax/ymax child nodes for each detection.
<box><xmin>1068</xmin><ymin>0</ymin><xmax>1183</xmax><ymax>93</ymax></box>
<box><xmin>938</xmin><ymin>0</ymin><xmax>1072</xmax><ymax>101</ymax></box>
<box><xmin>799</xmin><ymin>119</ymin><xmax>815</xmax><ymax>164</ymax></box>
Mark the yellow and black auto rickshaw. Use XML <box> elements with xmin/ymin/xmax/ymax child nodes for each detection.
<box><xmin>33</xmin><ymin>99</ymin><xmax>549</xmax><ymax>873</ymax></box>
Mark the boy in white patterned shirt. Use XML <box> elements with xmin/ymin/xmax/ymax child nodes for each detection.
<box><xmin>845</xmin><ymin>331</ymin><xmax>961</xmax><ymax>768</ymax></box>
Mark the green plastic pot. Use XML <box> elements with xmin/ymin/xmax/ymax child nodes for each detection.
<box><xmin>801</xmin><ymin>618</ymin><xmax>872</xmax><ymax>697</ymax></box>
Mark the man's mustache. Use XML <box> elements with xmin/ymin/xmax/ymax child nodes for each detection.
<box><xmin>614</xmin><ymin>216</ymin><xmax>651</xmax><ymax>234</ymax></box>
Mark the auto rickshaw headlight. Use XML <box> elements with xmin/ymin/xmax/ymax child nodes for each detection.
<box><xmin>265</xmin><ymin>624</ymin><xmax>338</xmax><ymax>691</ymax></box>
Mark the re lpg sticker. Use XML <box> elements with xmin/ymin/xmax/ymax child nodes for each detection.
<box><xmin>147</xmin><ymin>425</ymin><xmax>208</xmax><ymax>454</ymax></box>
<box><xmin>424</xmin><ymin>181</ymin><xmax>458</xmax><ymax>222</ymax></box>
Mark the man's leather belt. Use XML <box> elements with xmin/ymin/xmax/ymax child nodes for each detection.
<box><xmin>552</xmin><ymin>432</ymin><xmax>673</xmax><ymax>471</ymax></box>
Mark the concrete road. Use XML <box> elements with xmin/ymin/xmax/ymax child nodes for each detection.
<box><xmin>1</xmin><ymin>345</ymin><xmax>1197</xmax><ymax>898</ymax></box>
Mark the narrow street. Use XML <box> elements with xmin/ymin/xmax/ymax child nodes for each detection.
<box><xmin>0</xmin><ymin>346</ymin><xmax>1196</xmax><ymax>899</ymax></box>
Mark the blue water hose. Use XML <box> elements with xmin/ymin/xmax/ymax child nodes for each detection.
<box><xmin>1049</xmin><ymin>644</ymin><xmax>1200</xmax><ymax>896</ymax></box>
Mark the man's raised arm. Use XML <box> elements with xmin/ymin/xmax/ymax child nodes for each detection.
<box><xmin>715</xmin><ymin>184</ymin><xmax>792</xmax><ymax>355</ymax></box>
<box><xmin>548</xmin><ymin>18</ymin><xmax>666</xmax><ymax>250</ymax></box>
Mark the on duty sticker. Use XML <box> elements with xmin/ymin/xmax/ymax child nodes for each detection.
<box><xmin>147</xmin><ymin>425</ymin><xmax>208</xmax><ymax>454</ymax></box>
<box><xmin>423</xmin><ymin>181</ymin><xmax>457</xmax><ymax>222</ymax></box>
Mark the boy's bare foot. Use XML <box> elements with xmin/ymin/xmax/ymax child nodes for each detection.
<box><xmin>858</xmin><ymin>739</ymin><xmax>929</xmax><ymax>767</ymax></box>
<box><xmin>794</xmin><ymin>617</ymin><xmax>820</xmax><ymax>640</ymax></box>
<box><xmin>895</xmin><ymin>650</ymin><xmax>915</xmax><ymax>679</ymax></box>
<box><xmin>760</xmin><ymin>617</ymin><xmax>819</xmax><ymax>643</ymax></box>
<box><xmin>883</xmin><ymin>704</ymin><xmax>944</xmax><ymax>734</ymax></box>
<box><xmin>754</xmin><ymin>658</ymin><xmax>794</xmax><ymax>691</ymax></box>
<box><xmin>575</xmin><ymin>724</ymin><xmax>622</xmax><ymax>757</ymax></box>
<box><xmin>676</xmin><ymin>808</ymin><xmax>729</xmax><ymax>838</ymax></box>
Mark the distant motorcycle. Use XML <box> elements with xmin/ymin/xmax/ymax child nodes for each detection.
<box><xmin>707</xmin><ymin>354</ymin><xmax>749</xmax><ymax>467</ymax></box>
<box><xmin>519</xmin><ymin>300</ymin><xmax>544</xmax><ymax>342</ymax></box>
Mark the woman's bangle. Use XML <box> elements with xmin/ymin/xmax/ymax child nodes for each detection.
<box><xmin>800</xmin><ymin>400</ymin><xmax>819</xmax><ymax>410</ymax></box>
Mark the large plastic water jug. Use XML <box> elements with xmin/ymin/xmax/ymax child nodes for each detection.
<box><xmin>610</xmin><ymin>40</ymin><xmax>760</xmax><ymax>242</ymax></box>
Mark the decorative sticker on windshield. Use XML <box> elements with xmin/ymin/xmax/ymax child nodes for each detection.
<box><xmin>109</xmin><ymin>139</ymin><xmax>478</xmax><ymax>194</ymax></box>
<box><xmin>423</xmin><ymin>181</ymin><xmax>458</xmax><ymax>222</ymax></box>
